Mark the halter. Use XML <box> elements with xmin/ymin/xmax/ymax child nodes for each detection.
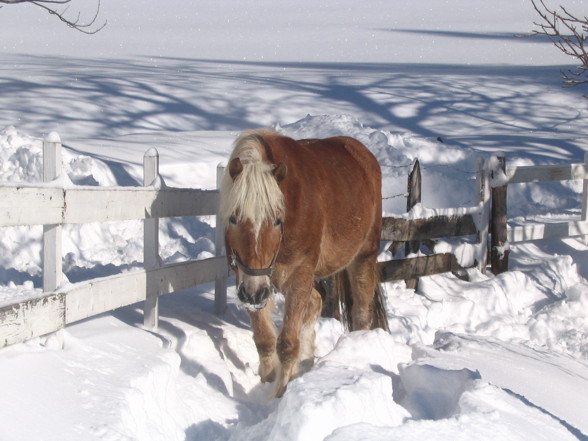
<box><xmin>230</xmin><ymin>224</ymin><xmax>284</xmax><ymax>278</ymax></box>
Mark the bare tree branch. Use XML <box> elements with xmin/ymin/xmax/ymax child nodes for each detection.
<box><xmin>530</xmin><ymin>0</ymin><xmax>588</xmax><ymax>89</ymax></box>
<box><xmin>0</xmin><ymin>0</ymin><xmax>106</xmax><ymax>34</ymax></box>
<box><xmin>0</xmin><ymin>0</ymin><xmax>70</xmax><ymax>3</ymax></box>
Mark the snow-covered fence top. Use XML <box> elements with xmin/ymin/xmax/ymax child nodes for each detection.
<box><xmin>0</xmin><ymin>134</ymin><xmax>229</xmax><ymax>348</ymax></box>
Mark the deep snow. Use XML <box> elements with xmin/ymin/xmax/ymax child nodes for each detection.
<box><xmin>1</xmin><ymin>0</ymin><xmax>588</xmax><ymax>440</ymax></box>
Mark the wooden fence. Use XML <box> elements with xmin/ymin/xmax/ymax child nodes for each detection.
<box><xmin>378</xmin><ymin>152</ymin><xmax>588</xmax><ymax>283</ymax></box>
<box><xmin>1</xmin><ymin>134</ymin><xmax>586</xmax><ymax>348</ymax></box>
<box><xmin>378</xmin><ymin>158</ymin><xmax>491</xmax><ymax>288</ymax></box>
<box><xmin>0</xmin><ymin>134</ymin><xmax>229</xmax><ymax>348</ymax></box>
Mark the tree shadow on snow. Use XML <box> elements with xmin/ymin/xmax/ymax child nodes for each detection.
<box><xmin>2</xmin><ymin>54</ymin><xmax>587</xmax><ymax>164</ymax></box>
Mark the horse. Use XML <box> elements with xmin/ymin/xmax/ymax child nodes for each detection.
<box><xmin>219</xmin><ymin>129</ymin><xmax>389</xmax><ymax>397</ymax></box>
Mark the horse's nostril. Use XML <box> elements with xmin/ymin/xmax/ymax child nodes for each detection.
<box><xmin>237</xmin><ymin>284</ymin><xmax>249</xmax><ymax>304</ymax></box>
<box><xmin>256</xmin><ymin>286</ymin><xmax>271</xmax><ymax>305</ymax></box>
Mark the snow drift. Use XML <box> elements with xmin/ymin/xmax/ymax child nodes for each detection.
<box><xmin>1</xmin><ymin>116</ymin><xmax>587</xmax><ymax>441</ymax></box>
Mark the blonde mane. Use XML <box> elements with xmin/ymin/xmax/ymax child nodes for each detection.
<box><xmin>219</xmin><ymin>130</ymin><xmax>284</xmax><ymax>231</ymax></box>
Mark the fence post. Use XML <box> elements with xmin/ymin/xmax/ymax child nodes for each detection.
<box><xmin>43</xmin><ymin>132</ymin><xmax>62</xmax><ymax>293</ymax></box>
<box><xmin>405</xmin><ymin>160</ymin><xmax>421</xmax><ymax>290</ymax></box>
<box><xmin>582</xmin><ymin>152</ymin><xmax>588</xmax><ymax>244</ymax></box>
<box><xmin>215</xmin><ymin>164</ymin><xmax>228</xmax><ymax>314</ymax></box>
<box><xmin>491</xmin><ymin>155</ymin><xmax>509</xmax><ymax>274</ymax></box>
<box><xmin>143</xmin><ymin>148</ymin><xmax>160</xmax><ymax>329</ymax></box>
<box><xmin>476</xmin><ymin>158</ymin><xmax>490</xmax><ymax>274</ymax></box>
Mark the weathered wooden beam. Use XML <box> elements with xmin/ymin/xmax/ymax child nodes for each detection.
<box><xmin>0</xmin><ymin>293</ymin><xmax>65</xmax><ymax>348</ymax></box>
<box><xmin>405</xmin><ymin>160</ymin><xmax>422</xmax><ymax>289</ymax></box>
<box><xmin>476</xmin><ymin>158</ymin><xmax>491</xmax><ymax>274</ymax></box>
<box><xmin>382</xmin><ymin>214</ymin><xmax>478</xmax><ymax>242</ymax></box>
<box><xmin>379</xmin><ymin>253</ymin><xmax>466</xmax><ymax>282</ymax></box>
<box><xmin>491</xmin><ymin>155</ymin><xmax>509</xmax><ymax>274</ymax></box>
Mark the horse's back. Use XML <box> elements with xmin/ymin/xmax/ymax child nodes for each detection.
<box><xmin>324</xmin><ymin>135</ymin><xmax>381</xmax><ymax>180</ymax></box>
<box><xmin>297</xmin><ymin>135</ymin><xmax>381</xmax><ymax>210</ymax></box>
<box><xmin>263</xmin><ymin>132</ymin><xmax>381</xmax><ymax>216</ymax></box>
<box><xmin>273</xmin><ymin>134</ymin><xmax>380</xmax><ymax>192</ymax></box>
<box><xmin>261</xmin><ymin>132</ymin><xmax>382</xmax><ymax>277</ymax></box>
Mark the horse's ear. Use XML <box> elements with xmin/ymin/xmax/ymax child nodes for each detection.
<box><xmin>229</xmin><ymin>157</ymin><xmax>243</xmax><ymax>180</ymax></box>
<box><xmin>273</xmin><ymin>162</ymin><xmax>287</xmax><ymax>182</ymax></box>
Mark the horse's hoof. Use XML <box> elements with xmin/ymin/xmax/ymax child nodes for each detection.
<box><xmin>260</xmin><ymin>370</ymin><xmax>276</xmax><ymax>383</ymax></box>
<box><xmin>273</xmin><ymin>383</ymin><xmax>287</xmax><ymax>398</ymax></box>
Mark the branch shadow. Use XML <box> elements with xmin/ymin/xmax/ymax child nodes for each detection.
<box><xmin>2</xmin><ymin>54</ymin><xmax>587</xmax><ymax>287</ymax></box>
<box><xmin>1</xmin><ymin>54</ymin><xmax>587</xmax><ymax>164</ymax></box>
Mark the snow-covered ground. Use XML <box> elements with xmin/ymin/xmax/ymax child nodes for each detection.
<box><xmin>1</xmin><ymin>1</ymin><xmax>588</xmax><ymax>440</ymax></box>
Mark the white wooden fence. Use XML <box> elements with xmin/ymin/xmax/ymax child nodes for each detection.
<box><xmin>0</xmin><ymin>133</ymin><xmax>229</xmax><ymax>348</ymax></box>
<box><xmin>502</xmin><ymin>152</ymin><xmax>588</xmax><ymax>243</ymax></box>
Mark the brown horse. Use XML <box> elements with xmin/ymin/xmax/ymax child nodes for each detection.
<box><xmin>219</xmin><ymin>129</ymin><xmax>388</xmax><ymax>397</ymax></box>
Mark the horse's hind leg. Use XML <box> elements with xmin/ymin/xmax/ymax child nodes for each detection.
<box><xmin>347</xmin><ymin>252</ymin><xmax>379</xmax><ymax>331</ymax></box>
<box><xmin>248</xmin><ymin>297</ymin><xmax>278</xmax><ymax>383</ymax></box>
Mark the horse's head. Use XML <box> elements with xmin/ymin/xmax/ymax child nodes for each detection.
<box><xmin>221</xmin><ymin>156</ymin><xmax>287</xmax><ymax>311</ymax></box>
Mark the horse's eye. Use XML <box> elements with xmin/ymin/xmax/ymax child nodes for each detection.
<box><xmin>274</xmin><ymin>217</ymin><xmax>283</xmax><ymax>227</ymax></box>
<box><xmin>229</xmin><ymin>215</ymin><xmax>237</xmax><ymax>225</ymax></box>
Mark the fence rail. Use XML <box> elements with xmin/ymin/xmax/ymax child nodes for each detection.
<box><xmin>0</xmin><ymin>186</ymin><xmax>219</xmax><ymax>226</ymax></box>
<box><xmin>382</xmin><ymin>213</ymin><xmax>478</xmax><ymax>241</ymax></box>
<box><xmin>506</xmin><ymin>220</ymin><xmax>588</xmax><ymax>243</ymax></box>
<box><xmin>506</xmin><ymin>162</ymin><xmax>588</xmax><ymax>184</ymax></box>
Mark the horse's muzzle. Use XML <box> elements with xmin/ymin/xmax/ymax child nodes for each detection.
<box><xmin>237</xmin><ymin>284</ymin><xmax>271</xmax><ymax>311</ymax></box>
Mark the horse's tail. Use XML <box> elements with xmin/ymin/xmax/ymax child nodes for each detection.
<box><xmin>371</xmin><ymin>276</ymin><xmax>390</xmax><ymax>332</ymax></box>
<box><xmin>321</xmin><ymin>267</ymin><xmax>389</xmax><ymax>332</ymax></box>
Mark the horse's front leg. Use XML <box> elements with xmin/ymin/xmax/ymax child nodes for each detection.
<box><xmin>297</xmin><ymin>286</ymin><xmax>323</xmax><ymax>374</ymax></box>
<box><xmin>274</xmin><ymin>275</ymin><xmax>316</xmax><ymax>398</ymax></box>
<box><xmin>248</xmin><ymin>297</ymin><xmax>278</xmax><ymax>383</ymax></box>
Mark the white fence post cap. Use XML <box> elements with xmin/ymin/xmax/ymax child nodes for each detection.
<box><xmin>45</xmin><ymin>132</ymin><xmax>61</xmax><ymax>143</ymax></box>
<box><xmin>144</xmin><ymin>147</ymin><xmax>159</xmax><ymax>157</ymax></box>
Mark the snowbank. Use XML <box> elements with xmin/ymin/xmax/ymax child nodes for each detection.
<box><xmin>2</xmin><ymin>115</ymin><xmax>588</xmax><ymax>441</ymax></box>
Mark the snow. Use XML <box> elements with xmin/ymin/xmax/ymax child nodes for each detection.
<box><xmin>1</xmin><ymin>0</ymin><xmax>588</xmax><ymax>440</ymax></box>
<box><xmin>45</xmin><ymin>131</ymin><xmax>61</xmax><ymax>144</ymax></box>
